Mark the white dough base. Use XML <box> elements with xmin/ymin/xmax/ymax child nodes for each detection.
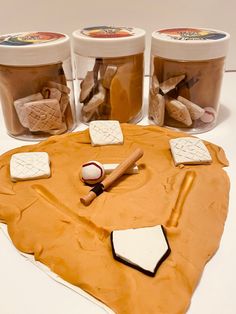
<box><xmin>89</xmin><ymin>120</ymin><xmax>124</xmax><ymax>146</ymax></box>
<box><xmin>169</xmin><ymin>137</ymin><xmax>212</xmax><ymax>165</ymax></box>
<box><xmin>10</xmin><ymin>152</ymin><xmax>51</xmax><ymax>182</ymax></box>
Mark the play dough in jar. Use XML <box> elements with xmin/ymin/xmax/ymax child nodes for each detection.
<box><xmin>72</xmin><ymin>26</ymin><xmax>145</xmax><ymax>123</ymax></box>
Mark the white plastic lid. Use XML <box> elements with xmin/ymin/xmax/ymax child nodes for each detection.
<box><xmin>151</xmin><ymin>27</ymin><xmax>230</xmax><ymax>61</ymax></box>
<box><xmin>73</xmin><ymin>26</ymin><xmax>145</xmax><ymax>58</ymax></box>
<box><xmin>0</xmin><ymin>31</ymin><xmax>71</xmax><ymax>66</ymax></box>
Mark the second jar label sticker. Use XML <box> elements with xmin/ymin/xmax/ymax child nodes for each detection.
<box><xmin>81</xmin><ymin>26</ymin><xmax>134</xmax><ymax>38</ymax></box>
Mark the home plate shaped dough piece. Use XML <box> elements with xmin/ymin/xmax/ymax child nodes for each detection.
<box><xmin>89</xmin><ymin>120</ymin><xmax>124</xmax><ymax>146</ymax></box>
<box><xmin>169</xmin><ymin>137</ymin><xmax>212</xmax><ymax>166</ymax></box>
<box><xmin>111</xmin><ymin>225</ymin><xmax>170</xmax><ymax>276</ymax></box>
<box><xmin>10</xmin><ymin>152</ymin><xmax>51</xmax><ymax>182</ymax></box>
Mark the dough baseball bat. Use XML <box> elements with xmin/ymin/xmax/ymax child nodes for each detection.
<box><xmin>80</xmin><ymin>148</ymin><xmax>144</xmax><ymax>206</ymax></box>
<box><xmin>166</xmin><ymin>171</ymin><xmax>196</xmax><ymax>227</ymax></box>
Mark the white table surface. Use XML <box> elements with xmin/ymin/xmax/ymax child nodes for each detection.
<box><xmin>0</xmin><ymin>74</ymin><xmax>235</xmax><ymax>314</ymax></box>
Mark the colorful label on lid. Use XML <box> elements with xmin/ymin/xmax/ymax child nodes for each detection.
<box><xmin>156</xmin><ymin>28</ymin><xmax>226</xmax><ymax>41</ymax></box>
<box><xmin>81</xmin><ymin>26</ymin><xmax>134</xmax><ymax>38</ymax></box>
<box><xmin>0</xmin><ymin>32</ymin><xmax>65</xmax><ymax>46</ymax></box>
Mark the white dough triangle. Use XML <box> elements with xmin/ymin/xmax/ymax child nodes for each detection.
<box><xmin>111</xmin><ymin>225</ymin><xmax>170</xmax><ymax>276</ymax></box>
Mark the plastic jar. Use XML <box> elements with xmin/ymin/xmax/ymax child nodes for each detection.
<box><xmin>149</xmin><ymin>28</ymin><xmax>230</xmax><ymax>133</ymax></box>
<box><xmin>72</xmin><ymin>26</ymin><xmax>145</xmax><ymax>123</ymax></box>
<box><xmin>0</xmin><ymin>31</ymin><xmax>76</xmax><ymax>140</ymax></box>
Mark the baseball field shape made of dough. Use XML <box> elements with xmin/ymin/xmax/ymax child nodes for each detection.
<box><xmin>0</xmin><ymin>124</ymin><xmax>229</xmax><ymax>314</ymax></box>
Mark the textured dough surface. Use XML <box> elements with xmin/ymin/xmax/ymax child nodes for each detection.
<box><xmin>0</xmin><ymin>124</ymin><xmax>229</xmax><ymax>314</ymax></box>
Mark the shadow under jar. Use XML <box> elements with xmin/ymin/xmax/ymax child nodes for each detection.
<box><xmin>72</xmin><ymin>26</ymin><xmax>145</xmax><ymax>123</ymax></box>
<box><xmin>0</xmin><ymin>31</ymin><xmax>76</xmax><ymax>140</ymax></box>
<box><xmin>149</xmin><ymin>28</ymin><xmax>230</xmax><ymax>133</ymax></box>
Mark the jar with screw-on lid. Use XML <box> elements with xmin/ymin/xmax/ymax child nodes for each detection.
<box><xmin>0</xmin><ymin>31</ymin><xmax>76</xmax><ymax>140</ymax></box>
<box><xmin>72</xmin><ymin>26</ymin><xmax>145</xmax><ymax>123</ymax></box>
<box><xmin>149</xmin><ymin>28</ymin><xmax>230</xmax><ymax>133</ymax></box>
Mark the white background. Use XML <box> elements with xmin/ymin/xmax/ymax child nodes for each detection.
<box><xmin>0</xmin><ymin>0</ymin><xmax>235</xmax><ymax>71</ymax></box>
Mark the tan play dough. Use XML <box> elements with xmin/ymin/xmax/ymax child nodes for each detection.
<box><xmin>0</xmin><ymin>124</ymin><xmax>229</xmax><ymax>314</ymax></box>
<box><xmin>107</xmin><ymin>54</ymin><xmax>143</xmax><ymax>122</ymax></box>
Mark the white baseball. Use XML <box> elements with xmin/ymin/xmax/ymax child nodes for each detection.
<box><xmin>79</xmin><ymin>160</ymin><xmax>105</xmax><ymax>185</ymax></box>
